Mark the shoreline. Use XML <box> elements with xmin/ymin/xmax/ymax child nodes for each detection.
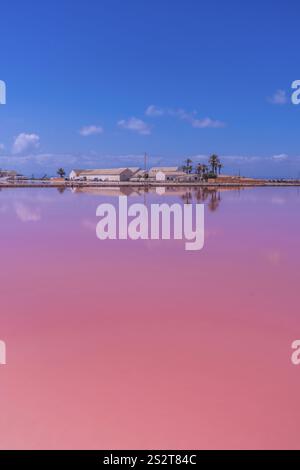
<box><xmin>1</xmin><ymin>181</ymin><xmax>300</xmax><ymax>189</ymax></box>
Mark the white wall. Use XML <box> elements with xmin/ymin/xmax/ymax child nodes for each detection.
<box><xmin>69</xmin><ymin>171</ymin><xmax>77</xmax><ymax>180</ymax></box>
<box><xmin>69</xmin><ymin>169</ymin><xmax>133</xmax><ymax>182</ymax></box>
<box><xmin>85</xmin><ymin>174</ymin><xmax>120</xmax><ymax>182</ymax></box>
<box><xmin>156</xmin><ymin>171</ymin><xmax>166</xmax><ymax>182</ymax></box>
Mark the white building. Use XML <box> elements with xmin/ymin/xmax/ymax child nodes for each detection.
<box><xmin>0</xmin><ymin>170</ymin><xmax>17</xmax><ymax>178</ymax></box>
<box><xmin>149</xmin><ymin>167</ymin><xmax>180</xmax><ymax>178</ymax></box>
<box><xmin>150</xmin><ymin>168</ymin><xmax>200</xmax><ymax>182</ymax></box>
<box><xmin>130</xmin><ymin>169</ymin><xmax>148</xmax><ymax>181</ymax></box>
<box><xmin>0</xmin><ymin>170</ymin><xmax>18</xmax><ymax>183</ymax></box>
<box><xmin>69</xmin><ymin>168</ymin><xmax>137</xmax><ymax>182</ymax></box>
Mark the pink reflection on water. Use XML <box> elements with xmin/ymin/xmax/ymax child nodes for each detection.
<box><xmin>0</xmin><ymin>186</ymin><xmax>300</xmax><ymax>449</ymax></box>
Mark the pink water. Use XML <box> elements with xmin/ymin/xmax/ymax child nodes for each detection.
<box><xmin>0</xmin><ymin>186</ymin><xmax>300</xmax><ymax>450</ymax></box>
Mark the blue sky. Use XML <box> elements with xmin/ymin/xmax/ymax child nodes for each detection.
<box><xmin>0</xmin><ymin>0</ymin><xmax>300</xmax><ymax>177</ymax></box>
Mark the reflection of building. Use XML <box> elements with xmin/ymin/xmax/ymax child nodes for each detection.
<box><xmin>156</xmin><ymin>187</ymin><xmax>166</xmax><ymax>195</ymax></box>
<box><xmin>69</xmin><ymin>185</ymin><xmax>246</xmax><ymax>212</ymax></box>
<box><xmin>71</xmin><ymin>186</ymin><xmax>137</xmax><ymax>196</ymax></box>
<box><xmin>69</xmin><ymin>168</ymin><xmax>139</xmax><ymax>182</ymax></box>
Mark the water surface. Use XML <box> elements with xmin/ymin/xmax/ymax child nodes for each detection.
<box><xmin>0</xmin><ymin>186</ymin><xmax>300</xmax><ymax>449</ymax></box>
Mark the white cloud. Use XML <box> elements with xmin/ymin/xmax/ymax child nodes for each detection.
<box><xmin>82</xmin><ymin>219</ymin><xmax>96</xmax><ymax>231</ymax></box>
<box><xmin>271</xmin><ymin>197</ymin><xmax>286</xmax><ymax>205</ymax></box>
<box><xmin>0</xmin><ymin>143</ymin><xmax>5</xmax><ymax>152</ymax></box>
<box><xmin>145</xmin><ymin>105</ymin><xmax>225</xmax><ymax>128</ymax></box>
<box><xmin>145</xmin><ymin>105</ymin><xmax>164</xmax><ymax>117</ymax></box>
<box><xmin>265</xmin><ymin>250</ymin><xmax>281</xmax><ymax>266</ymax></box>
<box><xmin>79</xmin><ymin>125</ymin><xmax>104</xmax><ymax>136</ymax></box>
<box><xmin>191</xmin><ymin>154</ymin><xmax>209</xmax><ymax>162</ymax></box>
<box><xmin>191</xmin><ymin>117</ymin><xmax>225</xmax><ymax>129</ymax></box>
<box><xmin>14</xmin><ymin>202</ymin><xmax>41</xmax><ymax>222</ymax></box>
<box><xmin>268</xmin><ymin>90</ymin><xmax>287</xmax><ymax>105</ymax></box>
<box><xmin>118</xmin><ymin>117</ymin><xmax>151</xmax><ymax>135</ymax></box>
<box><xmin>191</xmin><ymin>154</ymin><xmax>292</xmax><ymax>163</ymax></box>
<box><xmin>221</xmin><ymin>155</ymin><xmax>261</xmax><ymax>162</ymax></box>
<box><xmin>176</xmin><ymin>110</ymin><xmax>225</xmax><ymax>128</ymax></box>
<box><xmin>12</xmin><ymin>133</ymin><xmax>40</xmax><ymax>155</ymax></box>
<box><xmin>271</xmin><ymin>153</ymin><xmax>288</xmax><ymax>161</ymax></box>
<box><xmin>168</xmin><ymin>108</ymin><xmax>194</xmax><ymax>120</ymax></box>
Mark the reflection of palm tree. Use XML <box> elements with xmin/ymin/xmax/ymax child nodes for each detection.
<box><xmin>181</xmin><ymin>191</ymin><xmax>192</xmax><ymax>204</ymax></box>
<box><xmin>184</xmin><ymin>188</ymin><xmax>223</xmax><ymax>211</ymax></box>
<box><xmin>195</xmin><ymin>188</ymin><xmax>208</xmax><ymax>202</ymax></box>
<box><xmin>208</xmin><ymin>191</ymin><xmax>221</xmax><ymax>212</ymax></box>
<box><xmin>194</xmin><ymin>188</ymin><xmax>222</xmax><ymax>211</ymax></box>
<box><xmin>202</xmin><ymin>188</ymin><xmax>211</xmax><ymax>201</ymax></box>
<box><xmin>195</xmin><ymin>189</ymin><xmax>203</xmax><ymax>202</ymax></box>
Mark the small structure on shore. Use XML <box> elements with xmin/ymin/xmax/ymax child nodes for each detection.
<box><xmin>0</xmin><ymin>170</ymin><xmax>17</xmax><ymax>179</ymax></box>
<box><xmin>50</xmin><ymin>177</ymin><xmax>65</xmax><ymax>184</ymax></box>
<box><xmin>208</xmin><ymin>174</ymin><xmax>265</xmax><ymax>184</ymax></box>
<box><xmin>0</xmin><ymin>170</ymin><xmax>24</xmax><ymax>184</ymax></box>
<box><xmin>149</xmin><ymin>167</ymin><xmax>180</xmax><ymax>178</ymax></box>
<box><xmin>154</xmin><ymin>170</ymin><xmax>198</xmax><ymax>182</ymax></box>
<box><xmin>148</xmin><ymin>167</ymin><xmax>200</xmax><ymax>182</ymax></box>
<box><xmin>130</xmin><ymin>169</ymin><xmax>148</xmax><ymax>181</ymax></box>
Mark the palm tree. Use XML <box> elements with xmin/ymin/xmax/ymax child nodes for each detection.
<box><xmin>209</xmin><ymin>155</ymin><xmax>220</xmax><ymax>175</ymax></box>
<box><xmin>183</xmin><ymin>158</ymin><xmax>193</xmax><ymax>174</ymax></box>
<box><xmin>196</xmin><ymin>163</ymin><xmax>209</xmax><ymax>179</ymax></box>
<box><xmin>57</xmin><ymin>168</ymin><xmax>66</xmax><ymax>178</ymax></box>
<box><xmin>217</xmin><ymin>162</ymin><xmax>223</xmax><ymax>175</ymax></box>
<box><xmin>196</xmin><ymin>163</ymin><xmax>203</xmax><ymax>175</ymax></box>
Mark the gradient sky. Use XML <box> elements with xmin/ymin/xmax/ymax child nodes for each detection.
<box><xmin>0</xmin><ymin>0</ymin><xmax>300</xmax><ymax>177</ymax></box>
